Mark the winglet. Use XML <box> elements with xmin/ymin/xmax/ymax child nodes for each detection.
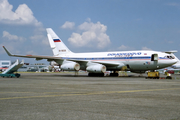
<box><xmin>2</xmin><ymin>46</ymin><xmax>13</xmax><ymax>56</ymax></box>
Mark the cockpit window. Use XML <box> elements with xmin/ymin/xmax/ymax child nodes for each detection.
<box><xmin>165</xmin><ymin>55</ymin><xmax>175</xmax><ymax>59</ymax></box>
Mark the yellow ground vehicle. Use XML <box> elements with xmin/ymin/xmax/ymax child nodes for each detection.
<box><xmin>146</xmin><ymin>71</ymin><xmax>159</xmax><ymax>79</ymax></box>
<box><xmin>146</xmin><ymin>71</ymin><xmax>172</xmax><ymax>79</ymax></box>
<box><xmin>164</xmin><ymin>72</ymin><xmax>172</xmax><ymax>79</ymax></box>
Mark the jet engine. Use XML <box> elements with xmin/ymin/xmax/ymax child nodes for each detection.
<box><xmin>61</xmin><ymin>62</ymin><xmax>80</xmax><ymax>71</ymax></box>
<box><xmin>86</xmin><ymin>64</ymin><xmax>106</xmax><ymax>73</ymax></box>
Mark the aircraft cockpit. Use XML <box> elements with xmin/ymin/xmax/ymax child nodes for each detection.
<box><xmin>165</xmin><ymin>55</ymin><xmax>175</xmax><ymax>59</ymax></box>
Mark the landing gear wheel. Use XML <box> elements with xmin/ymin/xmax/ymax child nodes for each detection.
<box><xmin>88</xmin><ymin>73</ymin><xmax>104</xmax><ymax>77</ymax></box>
<box><xmin>110</xmin><ymin>73</ymin><xmax>118</xmax><ymax>77</ymax></box>
<box><xmin>166</xmin><ymin>76</ymin><xmax>172</xmax><ymax>79</ymax></box>
<box><xmin>15</xmin><ymin>73</ymin><xmax>20</xmax><ymax>78</ymax></box>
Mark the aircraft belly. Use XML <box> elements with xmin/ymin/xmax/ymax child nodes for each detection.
<box><xmin>80</xmin><ymin>65</ymin><xmax>86</xmax><ymax>70</ymax></box>
<box><xmin>106</xmin><ymin>67</ymin><xmax>122</xmax><ymax>71</ymax></box>
<box><xmin>128</xmin><ymin>61</ymin><xmax>156</xmax><ymax>71</ymax></box>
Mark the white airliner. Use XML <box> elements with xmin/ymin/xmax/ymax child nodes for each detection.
<box><xmin>3</xmin><ymin>28</ymin><xmax>178</xmax><ymax>76</ymax></box>
<box><xmin>171</xmin><ymin>61</ymin><xmax>180</xmax><ymax>69</ymax></box>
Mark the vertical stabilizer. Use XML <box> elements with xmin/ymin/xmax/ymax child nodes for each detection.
<box><xmin>46</xmin><ymin>28</ymin><xmax>72</xmax><ymax>56</ymax></box>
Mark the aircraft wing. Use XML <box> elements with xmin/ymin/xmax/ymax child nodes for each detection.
<box><xmin>90</xmin><ymin>61</ymin><xmax>121</xmax><ymax>67</ymax></box>
<box><xmin>67</xmin><ymin>59</ymin><xmax>122</xmax><ymax>67</ymax></box>
<box><xmin>3</xmin><ymin>46</ymin><xmax>124</xmax><ymax>67</ymax></box>
<box><xmin>3</xmin><ymin>46</ymin><xmax>61</xmax><ymax>61</ymax></box>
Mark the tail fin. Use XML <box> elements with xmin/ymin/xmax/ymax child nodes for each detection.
<box><xmin>46</xmin><ymin>28</ymin><xmax>72</xmax><ymax>56</ymax></box>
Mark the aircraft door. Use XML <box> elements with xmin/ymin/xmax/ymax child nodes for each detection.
<box><xmin>151</xmin><ymin>54</ymin><xmax>158</xmax><ymax>61</ymax></box>
<box><xmin>151</xmin><ymin>54</ymin><xmax>159</xmax><ymax>69</ymax></box>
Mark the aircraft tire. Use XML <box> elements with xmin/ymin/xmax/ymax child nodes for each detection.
<box><xmin>88</xmin><ymin>73</ymin><xmax>104</xmax><ymax>77</ymax></box>
<box><xmin>166</xmin><ymin>76</ymin><xmax>172</xmax><ymax>79</ymax></box>
<box><xmin>15</xmin><ymin>74</ymin><xmax>20</xmax><ymax>78</ymax></box>
<box><xmin>110</xmin><ymin>73</ymin><xmax>119</xmax><ymax>77</ymax></box>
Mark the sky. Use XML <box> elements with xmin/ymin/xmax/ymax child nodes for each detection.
<box><xmin>0</xmin><ymin>0</ymin><xmax>180</xmax><ymax>64</ymax></box>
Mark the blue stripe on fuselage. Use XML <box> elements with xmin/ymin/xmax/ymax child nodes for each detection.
<box><xmin>61</xmin><ymin>56</ymin><xmax>158</xmax><ymax>60</ymax></box>
<box><xmin>60</xmin><ymin>56</ymin><xmax>170</xmax><ymax>61</ymax></box>
<box><xmin>61</xmin><ymin>56</ymin><xmax>170</xmax><ymax>61</ymax></box>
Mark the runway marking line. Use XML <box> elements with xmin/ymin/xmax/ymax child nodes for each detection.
<box><xmin>0</xmin><ymin>88</ymin><xmax>180</xmax><ymax>100</ymax></box>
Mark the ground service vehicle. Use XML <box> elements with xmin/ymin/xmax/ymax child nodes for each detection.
<box><xmin>0</xmin><ymin>59</ymin><xmax>23</xmax><ymax>78</ymax></box>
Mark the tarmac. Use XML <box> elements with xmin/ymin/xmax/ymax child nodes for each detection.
<box><xmin>0</xmin><ymin>72</ymin><xmax>180</xmax><ymax>120</ymax></box>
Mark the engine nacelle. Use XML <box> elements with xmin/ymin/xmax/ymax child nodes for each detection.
<box><xmin>50</xmin><ymin>61</ymin><xmax>59</xmax><ymax>66</ymax></box>
<box><xmin>61</xmin><ymin>62</ymin><xmax>80</xmax><ymax>71</ymax></box>
<box><xmin>86</xmin><ymin>64</ymin><xmax>106</xmax><ymax>73</ymax></box>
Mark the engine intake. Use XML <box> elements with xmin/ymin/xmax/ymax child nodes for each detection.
<box><xmin>86</xmin><ymin>64</ymin><xmax>106</xmax><ymax>73</ymax></box>
<box><xmin>61</xmin><ymin>62</ymin><xmax>80</xmax><ymax>71</ymax></box>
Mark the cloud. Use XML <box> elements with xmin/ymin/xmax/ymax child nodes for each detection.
<box><xmin>141</xmin><ymin>47</ymin><xmax>152</xmax><ymax>50</ymax></box>
<box><xmin>167</xmin><ymin>41</ymin><xmax>174</xmax><ymax>44</ymax></box>
<box><xmin>61</xmin><ymin>21</ymin><xmax>75</xmax><ymax>29</ymax></box>
<box><xmin>29</xmin><ymin>27</ymin><xmax>49</xmax><ymax>47</ymax></box>
<box><xmin>0</xmin><ymin>0</ymin><xmax>42</xmax><ymax>26</ymax></box>
<box><xmin>1</xmin><ymin>29</ymin><xmax>49</xmax><ymax>55</ymax></box>
<box><xmin>1</xmin><ymin>31</ymin><xmax>26</xmax><ymax>54</ymax></box>
<box><xmin>117</xmin><ymin>45</ymin><xmax>134</xmax><ymax>51</ymax></box>
<box><xmin>164</xmin><ymin>39</ymin><xmax>174</xmax><ymax>44</ymax></box>
<box><xmin>68</xmin><ymin>19</ymin><xmax>110</xmax><ymax>49</ymax></box>
<box><xmin>2</xmin><ymin>31</ymin><xmax>26</xmax><ymax>42</ymax></box>
<box><xmin>166</xmin><ymin>3</ymin><xmax>180</xmax><ymax>7</ymax></box>
<box><xmin>30</xmin><ymin>34</ymin><xmax>48</xmax><ymax>45</ymax></box>
<box><xmin>135</xmin><ymin>18</ymin><xmax>143</xmax><ymax>21</ymax></box>
<box><xmin>0</xmin><ymin>0</ymin><xmax>51</xmax><ymax>57</ymax></box>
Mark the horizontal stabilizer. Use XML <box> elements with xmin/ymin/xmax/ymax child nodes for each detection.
<box><xmin>164</xmin><ymin>50</ymin><xmax>178</xmax><ymax>54</ymax></box>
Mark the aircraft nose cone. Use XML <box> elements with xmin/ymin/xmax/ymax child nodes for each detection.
<box><xmin>171</xmin><ymin>59</ymin><xmax>178</xmax><ymax>65</ymax></box>
<box><xmin>162</xmin><ymin>59</ymin><xmax>178</xmax><ymax>67</ymax></box>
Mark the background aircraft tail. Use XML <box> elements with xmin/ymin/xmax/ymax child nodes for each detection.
<box><xmin>46</xmin><ymin>28</ymin><xmax>72</xmax><ymax>56</ymax></box>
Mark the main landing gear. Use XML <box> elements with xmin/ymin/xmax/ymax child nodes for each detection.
<box><xmin>88</xmin><ymin>71</ymin><xmax>119</xmax><ymax>77</ymax></box>
<box><xmin>110</xmin><ymin>71</ymin><xmax>118</xmax><ymax>77</ymax></box>
<box><xmin>88</xmin><ymin>73</ymin><xmax>104</xmax><ymax>77</ymax></box>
